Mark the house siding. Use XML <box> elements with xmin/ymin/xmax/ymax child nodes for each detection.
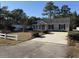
<box><xmin>32</xmin><ymin>17</ymin><xmax>70</xmax><ymax>31</ymax></box>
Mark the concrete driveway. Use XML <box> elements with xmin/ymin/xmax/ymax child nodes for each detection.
<box><xmin>32</xmin><ymin>32</ymin><xmax>68</xmax><ymax>44</ymax></box>
<box><xmin>0</xmin><ymin>32</ymin><xmax>69</xmax><ymax>58</ymax></box>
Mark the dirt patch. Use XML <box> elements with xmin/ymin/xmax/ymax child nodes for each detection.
<box><xmin>67</xmin><ymin>38</ymin><xmax>79</xmax><ymax>57</ymax></box>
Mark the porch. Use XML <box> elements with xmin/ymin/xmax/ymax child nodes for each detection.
<box><xmin>32</xmin><ymin>24</ymin><xmax>47</xmax><ymax>31</ymax></box>
<box><xmin>32</xmin><ymin>24</ymin><xmax>66</xmax><ymax>31</ymax></box>
<box><xmin>32</xmin><ymin>24</ymin><xmax>54</xmax><ymax>31</ymax></box>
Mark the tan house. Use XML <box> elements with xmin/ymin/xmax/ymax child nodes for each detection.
<box><xmin>32</xmin><ymin>17</ymin><xmax>70</xmax><ymax>31</ymax></box>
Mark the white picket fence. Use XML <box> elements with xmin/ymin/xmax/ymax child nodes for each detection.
<box><xmin>0</xmin><ymin>33</ymin><xmax>18</xmax><ymax>40</ymax></box>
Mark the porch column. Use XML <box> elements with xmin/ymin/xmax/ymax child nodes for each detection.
<box><xmin>40</xmin><ymin>25</ymin><xmax>42</xmax><ymax>31</ymax></box>
<box><xmin>34</xmin><ymin>25</ymin><xmax>36</xmax><ymax>30</ymax></box>
<box><xmin>36</xmin><ymin>25</ymin><xmax>38</xmax><ymax>30</ymax></box>
<box><xmin>45</xmin><ymin>25</ymin><xmax>47</xmax><ymax>30</ymax></box>
<box><xmin>33</xmin><ymin>25</ymin><xmax>35</xmax><ymax>30</ymax></box>
<box><xmin>37</xmin><ymin>25</ymin><xmax>39</xmax><ymax>30</ymax></box>
<box><xmin>35</xmin><ymin>25</ymin><xmax>37</xmax><ymax>30</ymax></box>
<box><xmin>38</xmin><ymin>25</ymin><xmax>39</xmax><ymax>30</ymax></box>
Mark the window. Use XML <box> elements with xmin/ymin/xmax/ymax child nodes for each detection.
<box><xmin>33</xmin><ymin>25</ymin><xmax>35</xmax><ymax>29</ymax></box>
<box><xmin>48</xmin><ymin>24</ymin><xmax>54</xmax><ymax>29</ymax></box>
<box><xmin>39</xmin><ymin>25</ymin><xmax>41</xmax><ymax>29</ymax></box>
<box><xmin>59</xmin><ymin>24</ymin><xmax>65</xmax><ymax>30</ymax></box>
<box><xmin>36</xmin><ymin>25</ymin><xmax>37</xmax><ymax>29</ymax></box>
<box><xmin>51</xmin><ymin>25</ymin><xmax>54</xmax><ymax>29</ymax></box>
<box><xmin>48</xmin><ymin>25</ymin><xmax>51</xmax><ymax>29</ymax></box>
<box><xmin>42</xmin><ymin>25</ymin><xmax>45</xmax><ymax>30</ymax></box>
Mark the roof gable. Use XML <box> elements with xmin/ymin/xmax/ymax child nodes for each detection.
<box><xmin>37</xmin><ymin>20</ymin><xmax>47</xmax><ymax>25</ymax></box>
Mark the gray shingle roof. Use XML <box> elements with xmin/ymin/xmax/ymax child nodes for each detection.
<box><xmin>34</xmin><ymin>17</ymin><xmax>70</xmax><ymax>24</ymax></box>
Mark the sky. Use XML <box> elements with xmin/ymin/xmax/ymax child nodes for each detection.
<box><xmin>0</xmin><ymin>1</ymin><xmax>79</xmax><ymax>17</ymax></box>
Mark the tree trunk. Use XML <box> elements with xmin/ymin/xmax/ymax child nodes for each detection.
<box><xmin>49</xmin><ymin>11</ymin><xmax>51</xmax><ymax>20</ymax></box>
<box><xmin>49</xmin><ymin>10</ymin><xmax>53</xmax><ymax>24</ymax></box>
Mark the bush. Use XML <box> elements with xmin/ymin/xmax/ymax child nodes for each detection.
<box><xmin>68</xmin><ymin>31</ymin><xmax>79</xmax><ymax>41</ymax></box>
<box><xmin>33</xmin><ymin>32</ymin><xmax>40</xmax><ymax>37</ymax></box>
<box><xmin>43</xmin><ymin>31</ymin><xmax>49</xmax><ymax>34</ymax></box>
<box><xmin>7</xmin><ymin>25</ymin><xmax>15</xmax><ymax>31</ymax></box>
<box><xmin>0</xmin><ymin>24</ymin><xmax>4</xmax><ymax>30</ymax></box>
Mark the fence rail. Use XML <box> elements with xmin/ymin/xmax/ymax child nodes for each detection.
<box><xmin>0</xmin><ymin>33</ymin><xmax>18</xmax><ymax>40</ymax></box>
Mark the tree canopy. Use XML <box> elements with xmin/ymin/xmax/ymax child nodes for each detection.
<box><xmin>0</xmin><ymin>1</ymin><xmax>79</xmax><ymax>31</ymax></box>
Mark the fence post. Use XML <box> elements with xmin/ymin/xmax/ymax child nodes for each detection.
<box><xmin>5</xmin><ymin>33</ymin><xmax>7</xmax><ymax>39</ymax></box>
<box><xmin>16</xmin><ymin>35</ymin><xmax>18</xmax><ymax>40</ymax></box>
<box><xmin>0</xmin><ymin>33</ymin><xmax>18</xmax><ymax>40</ymax></box>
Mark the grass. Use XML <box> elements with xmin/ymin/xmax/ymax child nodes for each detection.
<box><xmin>0</xmin><ymin>32</ymin><xmax>32</xmax><ymax>45</ymax></box>
<box><xmin>68</xmin><ymin>31</ymin><xmax>79</xmax><ymax>46</ymax></box>
<box><xmin>67</xmin><ymin>31</ymin><xmax>79</xmax><ymax>57</ymax></box>
<box><xmin>68</xmin><ymin>31</ymin><xmax>79</xmax><ymax>41</ymax></box>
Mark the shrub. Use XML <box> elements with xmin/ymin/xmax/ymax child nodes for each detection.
<box><xmin>43</xmin><ymin>31</ymin><xmax>49</xmax><ymax>34</ymax></box>
<box><xmin>0</xmin><ymin>24</ymin><xmax>4</xmax><ymax>30</ymax></box>
<box><xmin>68</xmin><ymin>31</ymin><xmax>79</xmax><ymax>41</ymax></box>
<box><xmin>32</xmin><ymin>32</ymin><xmax>40</xmax><ymax>37</ymax></box>
<box><xmin>7</xmin><ymin>25</ymin><xmax>15</xmax><ymax>31</ymax></box>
